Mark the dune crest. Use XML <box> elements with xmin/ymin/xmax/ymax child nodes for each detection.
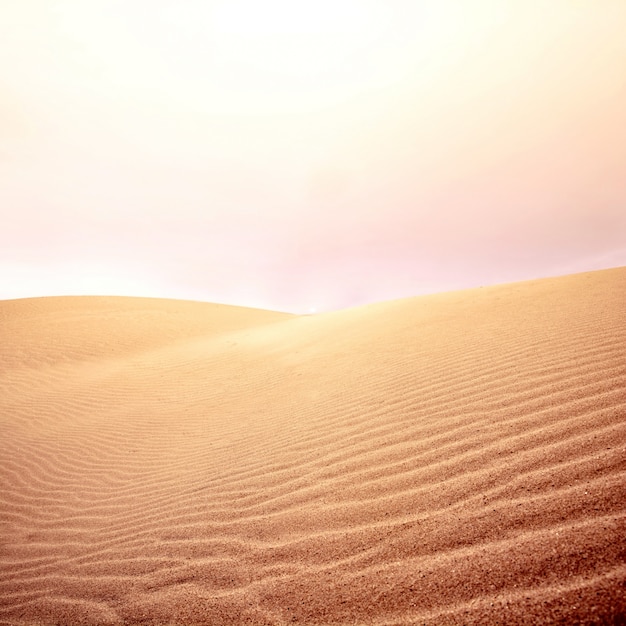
<box><xmin>1</xmin><ymin>268</ymin><xmax>625</xmax><ymax>625</ymax></box>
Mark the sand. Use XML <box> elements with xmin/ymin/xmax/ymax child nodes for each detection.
<box><xmin>0</xmin><ymin>267</ymin><xmax>625</xmax><ymax>625</ymax></box>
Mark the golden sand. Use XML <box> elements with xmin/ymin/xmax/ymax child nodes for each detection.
<box><xmin>1</xmin><ymin>267</ymin><xmax>625</xmax><ymax>625</ymax></box>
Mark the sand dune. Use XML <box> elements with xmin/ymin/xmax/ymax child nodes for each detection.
<box><xmin>1</xmin><ymin>267</ymin><xmax>625</xmax><ymax>625</ymax></box>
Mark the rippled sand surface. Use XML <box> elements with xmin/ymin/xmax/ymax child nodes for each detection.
<box><xmin>1</xmin><ymin>267</ymin><xmax>625</xmax><ymax>625</ymax></box>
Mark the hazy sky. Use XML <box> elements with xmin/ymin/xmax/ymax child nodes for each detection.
<box><xmin>1</xmin><ymin>0</ymin><xmax>625</xmax><ymax>312</ymax></box>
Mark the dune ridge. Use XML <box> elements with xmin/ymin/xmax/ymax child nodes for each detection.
<box><xmin>1</xmin><ymin>267</ymin><xmax>625</xmax><ymax>625</ymax></box>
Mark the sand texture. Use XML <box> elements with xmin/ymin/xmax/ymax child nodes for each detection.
<box><xmin>1</xmin><ymin>268</ymin><xmax>625</xmax><ymax>625</ymax></box>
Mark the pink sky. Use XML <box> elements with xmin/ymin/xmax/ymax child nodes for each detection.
<box><xmin>1</xmin><ymin>0</ymin><xmax>625</xmax><ymax>313</ymax></box>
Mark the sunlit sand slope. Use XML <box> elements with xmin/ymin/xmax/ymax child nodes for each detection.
<box><xmin>1</xmin><ymin>268</ymin><xmax>625</xmax><ymax>625</ymax></box>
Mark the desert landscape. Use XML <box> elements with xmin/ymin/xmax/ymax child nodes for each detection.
<box><xmin>0</xmin><ymin>266</ymin><xmax>624</xmax><ymax>624</ymax></box>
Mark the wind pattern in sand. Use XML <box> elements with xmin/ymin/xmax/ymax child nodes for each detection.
<box><xmin>1</xmin><ymin>267</ymin><xmax>625</xmax><ymax>625</ymax></box>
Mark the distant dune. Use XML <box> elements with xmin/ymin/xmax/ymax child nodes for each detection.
<box><xmin>1</xmin><ymin>267</ymin><xmax>625</xmax><ymax>625</ymax></box>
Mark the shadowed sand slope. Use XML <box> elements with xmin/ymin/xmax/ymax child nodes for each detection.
<box><xmin>0</xmin><ymin>268</ymin><xmax>625</xmax><ymax>625</ymax></box>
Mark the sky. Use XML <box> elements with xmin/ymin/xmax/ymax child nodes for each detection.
<box><xmin>1</xmin><ymin>0</ymin><xmax>625</xmax><ymax>313</ymax></box>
